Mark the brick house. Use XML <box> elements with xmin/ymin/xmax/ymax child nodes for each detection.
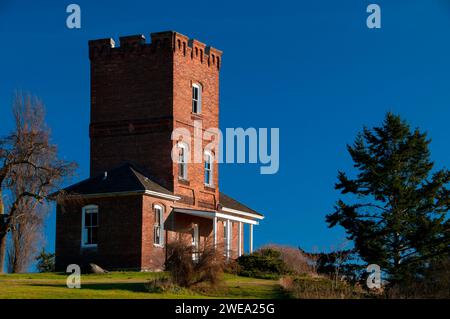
<box><xmin>55</xmin><ymin>31</ymin><xmax>264</xmax><ymax>271</ymax></box>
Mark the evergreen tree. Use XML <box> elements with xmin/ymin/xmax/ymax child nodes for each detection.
<box><xmin>327</xmin><ymin>113</ymin><xmax>450</xmax><ymax>283</ymax></box>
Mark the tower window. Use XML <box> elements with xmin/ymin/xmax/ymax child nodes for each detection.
<box><xmin>154</xmin><ymin>205</ymin><xmax>164</xmax><ymax>246</ymax></box>
<box><xmin>178</xmin><ymin>143</ymin><xmax>188</xmax><ymax>180</ymax></box>
<box><xmin>192</xmin><ymin>83</ymin><xmax>202</xmax><ymax>114</ymax></box>
<box><xmin>82</xmin><ymin>205</ymin><xmax>98</xmax><ymax>248</ymax></box>
<box><xmin>204</xmin><ymin>151</ymin><xmax>213</xmax><ymax>186</ymax></box>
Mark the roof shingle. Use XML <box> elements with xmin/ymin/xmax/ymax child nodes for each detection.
<box><xmin>63</xmin><ymin>163</ymin><xmax>173</xmax><ymax>196</ymax></box>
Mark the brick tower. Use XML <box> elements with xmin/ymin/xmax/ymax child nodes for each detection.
<box><xmin>88</xmin><ymin>31</ymin><xmax>222</xmax><ymax>211</ymax></box>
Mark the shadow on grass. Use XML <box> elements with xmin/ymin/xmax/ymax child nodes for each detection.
<box><xmin>29</xmin><ymin>282</ymin><xmax>148</xmax><ymax>293</ymax></box>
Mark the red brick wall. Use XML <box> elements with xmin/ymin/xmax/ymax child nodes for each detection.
<box><xmin>56</xmin><ymin>194</ymin><xmax>244</xmax><ymax>271</ymax></box>
<box><xmin>89</xmin><ymin>35</ymin><xmax>174</xmax><ymax>190</ymax></box>
<box><xmin>171</xmin><ymin>32</ymin><xmax>222</xmax><ymax>211</ymax></box>
<box><xmin>55</xmin><ymin>195</ymin><xmax>143</xmax><ymax>271</ymax></box>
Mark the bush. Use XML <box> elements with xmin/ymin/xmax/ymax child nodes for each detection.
<box><xmin>385</xmin><ymin>257</ymin><xmax>450</xmax><ymax>298</ymax></box>
<box><xmin>165</xmin><ymin>236</ymin><xmax>225</xmax><ymax>288</ymax></box>
<box><xmin>280</xmin><ymin>275</ymin><xmax>366</xmax><ymax>299</ymax></box>
<box><xmin>145</xmin><ymin>276</ymin><xmax>186</xmax><ymax>294</ymax></box>
<box><xmin>237</xmin><ymin>248</ymin><xmax>290</xmax><ymax>279</ymax></box>
<box><xmin>35</xmin><ymin>249</ymin><xmax>55</xmax><ymax>273</ymax></box>
<box><xmin>223</xmin><ymin>258</ymin><xmax>240</xmax><ymax>275</ymax></box>
<box><xmin>264</xmin><ymin>244</ymin><xmax>316</xmax><ymax>276</ymax></box>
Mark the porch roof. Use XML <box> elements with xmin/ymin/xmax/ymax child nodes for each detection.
<box><xmin>173</xmin><ymin>207</ymin><xmax>260</xmax><ymax>225</ymax></box>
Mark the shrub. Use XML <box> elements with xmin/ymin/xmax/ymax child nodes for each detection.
<box><xmin>385</xmin><ymin>257</ymin><xmax>450</xmax><ymax>299</ymax></box>
<box><xmin>223</xmin><ymin>258</ymin><xmax>240</xmax><ymax>275</ymax></box>
<box><xmin>280</xmin><ymin>275</ymin><xmax>366</xmax><ymax>299</ymax></box>
<box><xmin>237</xmin><ymin>248</ymin><xmax>290</xmax><ymax>279</ymax></box>
<box><xmin>165</xmin><ymin>236</ymin><xmax>225</xmax><ymax>288</ymax></box>
<box><xmin>145</xmin><ymin>276</ymin><xmax>186</xmax><ymax>294</ymax></box>
<box><xmin>264</xmin><ymin>244</ymin><xmax>316</xmax><ymax>276</ymax></box>
<box><xmin>35</xmin><ymin>249</ymin><xmax>55</xmax><ymax>273</ymax></box>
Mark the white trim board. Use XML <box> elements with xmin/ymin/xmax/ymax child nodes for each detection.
<box><xmin>174</xmin><ymin>208</ymin><xmax>259</xmax><ymax>225</ymax></box>
<box><xmin>221</xmin><ymin>207</ymin><xmax>264</xmax><ymax>220</ymax></box>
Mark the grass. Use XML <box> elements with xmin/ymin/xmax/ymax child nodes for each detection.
<box><xmin>280</xmin><ymin>275</ymin><xmax>369</xmax><ymax>299</ymax></box>
<box><xmin>0</xmin><ymin>272</ymin><xmax>287</xmax><ymax>299</ymax></box>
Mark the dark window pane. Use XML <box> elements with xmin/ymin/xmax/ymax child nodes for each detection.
<box><xmin>91</xmin><ymin>212</ymin><xmax>98</xmax><ymax>226</ymax></box>
<box><xmin>193</xmin><ymin>87</ymin><xmax>198</xmax><ymax>100</ymax></box>
<box><xmin>87</xmin><ymin>227</ymin><xmax>92</xmax><ymax>244</ymax></box>
<box><xmin>91</xmin><ymin>227</ymin><xmax>98</xmax><ymax>245</ymax></box>
<box><xmin>155</xmin><ymin>208</ymin><xmax>161</xmax><ymax>224</ymax></box>
<box><xmin>154</xmin><ymin>225</ymin><xmax>160</xmax><ymax>244</ymax></box>
<box><xmin>85</xmin><ymin>214</ymin><xmax>91</xmax><ymax>227</ymax></box>
<box><xmin>179</xmin><ymin>163</ymin><xmax>184</xmax><ymax>177</ymax></box>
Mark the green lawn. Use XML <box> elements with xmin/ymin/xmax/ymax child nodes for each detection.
<box><xmin>0</xmin><ymin>272</ymin><xmax>288</xmax><ymax>299</ymax></box>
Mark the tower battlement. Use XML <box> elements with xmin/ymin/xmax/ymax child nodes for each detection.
<box><xmin>88</xmin><ymin>31</ymin><xmax>222</xmax><ymax>70</ymax></box>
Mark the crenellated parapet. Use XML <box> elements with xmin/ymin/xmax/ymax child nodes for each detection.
<box><xmin>88</xmin><ymin>31</ymin><xmax>223</xmax><ymax>70</ymax></box>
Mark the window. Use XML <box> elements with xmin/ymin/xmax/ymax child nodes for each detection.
<box><xmin>153</xmin><ymin>205</ymin><xmax>164</xmax><ymax>246</ymax></box>
<box><xmin>192</xmin><ymin>83</ymin><xmax>202</xmax><ymax>114</ymax></box>
<box><xmin>82</xmin><ymin>205</ymin><xmax>98</xmax><ymax>247</ymax></box>
<box><xmin>204</xmin><ymin>151</ymin><xmax>213</xmax><ymax>186</ymax></box>
<box><xmin>229</xmin><ymin>222</ymin><xmax>233</xmax><ymax>253</ymax></box>
<box><xmin>223</xmin><ymin>221</ymin><xmax>228</xmax><ymax>257</ymax></box>
<box><xmin>178</xmin><ymin>143</ymin><xmax>188</xmax><ymax>180</ymax></box>
<box><xmin>192</xmin><ymin>224</ymin><xmax>199</xmax><ymax>262</ymax></box>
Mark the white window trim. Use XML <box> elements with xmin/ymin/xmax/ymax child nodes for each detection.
<box><xmin>204</xmin><ymin>150</ymin><xmax>214</xmax><ymax>187</ymax></box>
<box><xmin>192</xmin><ymin>83</ymin><xmax>202</xmax><ymax>114</ymax></box>
<box><xmin>81</xmin><ymin>204</ymin><xmax>98</xmax><ymax>248</ymax></box>
<box><xmin>177</xmin><ymin>142</ymin><xmax>189</xmax><ymax>180</ymax></box>
<box><xmin>153</xmin><ymin>204</ymin><xmax>164</xmax><ymax>247</ymax></box>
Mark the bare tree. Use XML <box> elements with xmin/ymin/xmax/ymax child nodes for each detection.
<box><xmin>7</xmin><ymin>187</ymin><xmax>47</xmax><ymax>273</ymax></box>
<box><xmin>0</xmin><ymin>93</ymin><xmax>76</xmax><ymax>273</ymax></box>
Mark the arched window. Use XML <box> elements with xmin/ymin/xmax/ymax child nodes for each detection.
<box><xmin>153</xmin><ymin>205</ymin><xmax>164</xmax><ymax>246</ymax></box>
<box><xmin>178</xmin><ymin>142</ymin><xmax>188</xmax><ymax>180</ymax></box>
<box><xmin>82</xmin><ymin>205</ymin><xmax>98</xmax><ymax>248</ymax></box>
<box><xmin>204</xmin><ymin>150</ymin><xmax>213</xmax><ymax>186</ymax></box>
<box><xmin>192</xmin><ymin>83</ymin><xmax>202</xmax><ymax>114</ymax></box>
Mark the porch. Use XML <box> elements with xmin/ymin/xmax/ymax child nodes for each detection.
<box><xmin>173</xmin><ymin>207</ymin><xmax>264</xmax><ymax>258</ymax></box>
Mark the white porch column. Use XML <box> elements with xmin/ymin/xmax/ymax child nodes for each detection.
<box><xmin>213</xmin><ymin>216</ymin><xmax>217</xmax><ymax>248</ymax></box>
<box><xmin>238</xmin><ymin>222</ymin><xmax>242</xmax><ymax>256</ymax></box>
<box><xmin>226</xmin><ymin>219</ymin><xmax>231</xmax><ymax>259</ymax></box>
<box><xmin>249</xmin><ymin>224</ymin><xmax>253</xmax><ymax>253</ymax></box>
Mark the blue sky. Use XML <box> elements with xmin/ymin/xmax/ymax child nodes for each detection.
<box><xmin>1</xmin><ymin>0</ymin><xmax>450</xmax><ymax>261</ymax></box>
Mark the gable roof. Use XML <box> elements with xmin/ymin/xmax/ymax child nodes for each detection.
<box><xmin>219</xmin><ymin>192</ymin><xmax>263</xmax><ymax>217</ymax></box>
<box><xmin>63</xmin><ymin>163</ymin><xmax>174</xmax><ymax>197</ymax></box>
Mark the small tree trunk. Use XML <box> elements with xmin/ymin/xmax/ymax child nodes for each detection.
<box><xmin>0</xmin><ymin>231</ymin><xmax>6</xmax><ymax>273</ymax></box>
<box><xmin>0</xmin><ymin>187</ymin><xmax>8</xmax><ymax>273</ymax></box>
